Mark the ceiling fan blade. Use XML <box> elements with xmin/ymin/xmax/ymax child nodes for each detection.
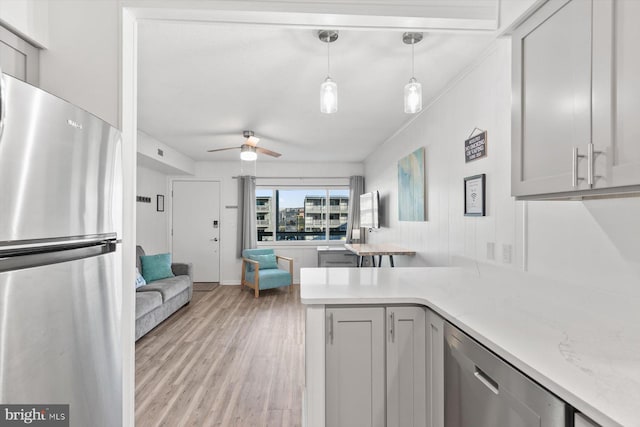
<box><xmin>245</xmin><ymin>136</ymin><xmax>260</xmax><ymax>146</ymax></box>
<box><xmin>256</xmin><ymin>146</ymin><xmax>282</xmax><ymax>158</ymax></box>
<box><xmin>207</xmin><ymin>146</ymin><xmax>240</xmax><ymax>153</ymax></box>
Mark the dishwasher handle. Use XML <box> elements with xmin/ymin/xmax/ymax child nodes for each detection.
<box><xmin>474</xmin><ymin>366</ymin><xmax>499</xmax><ymax>395</ymax></box>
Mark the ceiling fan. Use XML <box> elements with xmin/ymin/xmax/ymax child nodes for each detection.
<box><xmin>207</xmin><ymin>130</ymin><xmax>282</xmax><ymax>160</ymax></box>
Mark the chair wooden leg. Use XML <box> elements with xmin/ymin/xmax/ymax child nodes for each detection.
<box><xmin>289</xmin><ymin>260</ymin><xmax>294</xmax><ymax>294</ymax></box>
<box><xmin>240</xmin><ymin>260</ymin><xmax>247</xmax><ymax>291</ymax></box>
<box><xmin>254</xmin><ymin>274</ymin><xmax>259</xmax><ymax>298</ymax></box>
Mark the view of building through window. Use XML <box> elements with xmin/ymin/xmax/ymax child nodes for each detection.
<box><xmin>256</xmin><ymin>188</ymin><xmax>349</xmax><ymax>241</ymax></box>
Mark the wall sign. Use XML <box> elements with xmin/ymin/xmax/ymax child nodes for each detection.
<box><xmin>465</xmin><ymin>130</ymin><xmax>487</xmax><ymax>162</ymax></box>
<box><xmin>464</xmin><ymin>174</ymin><xmax>486</xmax><ymax>216</ymax></box>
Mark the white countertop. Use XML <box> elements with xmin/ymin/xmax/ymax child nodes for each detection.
<box><xmin>300</xmin><ymin>265</ymin><xmax>640</xmax><ymax>427</ymax></box>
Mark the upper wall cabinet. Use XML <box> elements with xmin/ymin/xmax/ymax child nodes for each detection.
<box><xmin>511</xmin><ymin>0</ymin><xmax>640</xmax><ymax>199</ymax></box>
<box><xmin>606</xmin><ymin>0</ymin><xmax>640</xmax><ymax>188</ymax></box>
<box><xmin>0</xmin><ymin>25</ymin><xmax>39</xmax><ymax>85</ymax></box>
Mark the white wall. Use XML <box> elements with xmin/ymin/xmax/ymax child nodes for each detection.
<box><xmin>137</xmin><ymin>131</ymin><xmax>196</xmax><ymax>175</ymax></box>
<box><xmin>136</xmin><ymin>165</ymin><xmax>170</xmax><ymax>255</ymax></box>
<box><xmin>39</xmin><ymin>0</ymin><xmax>119</xmax><ymax>126</ymax></box>
<box><xmin>364</xmin><ymin>38</ymin><xmax>640</xmax><ymax>295</ymax></box>
<box><xmin>136</xmin><ymin>131</ymin><xmax>194</xmax><ymax>254</ymax></box>
<box><xmin>193</xmin><ymin>161</ymin><xmax>363</xmax><ymax>284</ymax></box>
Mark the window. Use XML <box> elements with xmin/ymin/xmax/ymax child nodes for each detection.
<box><xmin>256</xmin><ymin>188</ymin><xmax>349</xmax><ymax>242</ymax></box>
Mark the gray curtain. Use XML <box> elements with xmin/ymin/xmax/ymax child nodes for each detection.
<box><xmin>346</xmin><ymin>175</ymin><xmax>365</xmax><ymax>244</ymax></box>
<box><xmin>237</xmin><ymin>175</ymin><xmax>257</xmax><ymax>257</ymax></box>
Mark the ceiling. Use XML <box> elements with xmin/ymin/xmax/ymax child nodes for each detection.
<box><xmin>137</xmin><ymin>20</ymin><xmax>496</xmax><ymax>163</ymax></box>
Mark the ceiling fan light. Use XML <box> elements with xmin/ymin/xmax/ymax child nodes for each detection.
<box><xmin>320</xmin><ymin>77</ymin><xmax>338</xmax><ymax>114</ymax></box>
<box><xmin>404</xmin><ymin>77</ymin><xmax>422</xmax><ymax>114</ymax></box>
<box><xmin>240</xmin><ymin>145</ymin><xmax>257</xmax><ymax>161</ymax></box>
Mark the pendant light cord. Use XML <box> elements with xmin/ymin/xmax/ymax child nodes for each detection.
<box><xmin>327</xmin><ymin>37</ymin><xmax>331</xmax><ymax>78</ymax></box>
<box><xmin>411</xmin><ymin>39</ymin><xmax>415</xmax><ymax>79</ymax></box>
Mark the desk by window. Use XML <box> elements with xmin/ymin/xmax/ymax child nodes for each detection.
<box><xmin>344</xmin><ymin>243</ymin><xmax>416</xmax><ymax>267</ymax></box>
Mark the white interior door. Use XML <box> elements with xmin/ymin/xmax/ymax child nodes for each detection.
<box><xmin>172</xmin><ymin>180</ymin><xmax>220</xmax><ymax>282</ymax></box>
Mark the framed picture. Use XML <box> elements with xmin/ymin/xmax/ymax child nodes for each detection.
<box><xmin>397</xmin><ymin>147</ymin><xmax>426</xmax><ymax>221</ymax></box>
<box><xmin>156</xmin><ymin>194</ymin><xmax>164</xmax><ymax>212</ymax></box>
<box><xmin>464</xmin><ymin>174</ymin><xmax>485</xmax><ymax>216</ymax></box>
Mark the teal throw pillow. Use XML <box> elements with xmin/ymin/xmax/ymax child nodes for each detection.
<box><xmin>140</xmin><ymin>253</ymin><xmax>174</xmax><ymax>283</ymax></box>
<box><xmin>135</xmin><ymin>268</ymin><xmax>147</xmax><ymax>288</ymax></box>
<box><xmin>248</xmin><ymin>253</ymin><xmax>278</xmax><ymax>270</ymax></box>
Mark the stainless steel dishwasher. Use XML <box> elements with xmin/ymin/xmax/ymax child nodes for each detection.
<box><xmin>444</xmin><ymin>322</ymin><xmax>569</xmax><ymax>427</ymax></box>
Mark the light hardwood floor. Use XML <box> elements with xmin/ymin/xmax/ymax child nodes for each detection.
<box><xmin>135</xmin><ymin>285</ymin><xmax>304</xmax><ymax>427</ymax></box>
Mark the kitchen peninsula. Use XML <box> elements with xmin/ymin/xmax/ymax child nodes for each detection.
<box><xmin>301</xmin><ymin>265</ymin><xmax>640</xmax><ymax>427</ymax></box>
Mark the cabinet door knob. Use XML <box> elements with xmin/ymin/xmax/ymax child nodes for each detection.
<box><xmin>587</xmin><ymin>142</ymin><xmax>603</xmax><ymax>186</ymax></box>
<box><xmin>328</xmin><ymin>312</ymin><xmax>334</xmax><ymax>344</ymax></box>
<box><xmin>572</xmin><ymin>147</ymin><xmax>586</xmax><ymax>188</ymax></box>
<box><xmin>389</xmin><ymin>311</ymin><xmax>395</xmax><ymax>342</ymax></box>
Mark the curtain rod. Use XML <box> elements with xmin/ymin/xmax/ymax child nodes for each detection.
<box><xmin>232</xmin><ymin>176</ymin><xmax>352</xmax><ymax>179</ymax></box>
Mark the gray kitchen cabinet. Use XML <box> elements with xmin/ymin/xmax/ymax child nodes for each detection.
<box><xmin>512</xmin><ymin>0</ymin><xmax>640</xmax><ymax>198</ymax></box>
<box><xmin>0</xmin><ymin>25</ymin><xmax>39</xmax><ymax>85</ymax></box>
<box><xmin>512</xmin><ymin>0</ymin><xmax>592</xmax><ymax>197</ymax></box>
<box><xmin>326</xmin><ymin>306</ymin><xmax>428</xmax><ymax>427</ymax></box>
<box><xmin>387</xmin><ymin>307</ymin><xmax>427</xmax><ymax>427</ymax></box>
<box><xmin>426</xmin><ymin>310</ymin><xmax>444</xmax><ymax>427</ymax></box>
<box><xmin>595</xmin><ymin>0</ymin><xmax>640</xmax><ymax>189</ymax></box>
<box><xmin>326</xmin><ymin>307</ymin><xmax>386</xmax><ymax>427</ymax></box>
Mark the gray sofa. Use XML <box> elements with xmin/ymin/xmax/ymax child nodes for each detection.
<box><xmin>135</xmin><ymin>246</ymin><xmax>193</xmax><ymax>341</ymax></box>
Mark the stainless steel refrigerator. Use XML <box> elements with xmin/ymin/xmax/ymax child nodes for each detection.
<box><xmin>0</xmin><ymin>73</ymin><xmax>122</xmax><ymax>426</ymax></box>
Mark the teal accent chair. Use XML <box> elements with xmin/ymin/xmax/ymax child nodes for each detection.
<box><xmin>241</xmin><ymin>248</ymin><xmax>293</xmax><ymax>298</ymax></box>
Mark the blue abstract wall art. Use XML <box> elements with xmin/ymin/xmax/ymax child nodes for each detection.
<box><xmin>397</xmin><ymin>147</ymin><xmax>426</xmax><ymax>221</ymax></box>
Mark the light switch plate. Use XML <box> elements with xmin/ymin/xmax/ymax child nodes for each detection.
<box><xmin>487</xmin><ymin>242</ymin><xmax>495</xmax><ymax>260</ymax></box>
<box><xmin>502</xmin><ymin>244</ymin><xmax>512</xmax><ymax>264</ymax></box>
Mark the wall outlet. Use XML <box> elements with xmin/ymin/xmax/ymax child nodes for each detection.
<box><xmin>486</xmin><ymin>242</ymin><xmax>495</xmax><ymax>260</ymax></box>
<box><xmin>502</xmin><ymin>244</ymin><xmax>512</xmax><ymax>264</ymax></box>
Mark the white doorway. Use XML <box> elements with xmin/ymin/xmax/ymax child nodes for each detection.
<box><xmin>171</xmin><ymin>180</ymin><xmax>221</xmax><ymax>282</ymax></box>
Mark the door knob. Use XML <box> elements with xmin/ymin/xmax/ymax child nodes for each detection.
<box><xmin>210</xmin><ymin>237</ymin><xmax>218</xmax><ymax>242</ymax></box>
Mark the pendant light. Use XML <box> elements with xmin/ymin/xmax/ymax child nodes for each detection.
<box><xmin>403</xmin><ymin>32</ymin><xmax>423</xmax><ymax>114</ymax></box>
<box><xmin>318</xmin><ymin>30</ymin><xmax>338</xmax><ymax>114</ymax></box>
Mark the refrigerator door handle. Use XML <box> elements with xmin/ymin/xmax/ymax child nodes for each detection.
<box><xmin>0</xmin><ymin>233</ymin><xmax>117</xmax><ymax>257</ymax></box>
<box><xmin>0</xmin><ymin>240</ymin><xmax>117</xmax><ymax>273</ymax></box>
